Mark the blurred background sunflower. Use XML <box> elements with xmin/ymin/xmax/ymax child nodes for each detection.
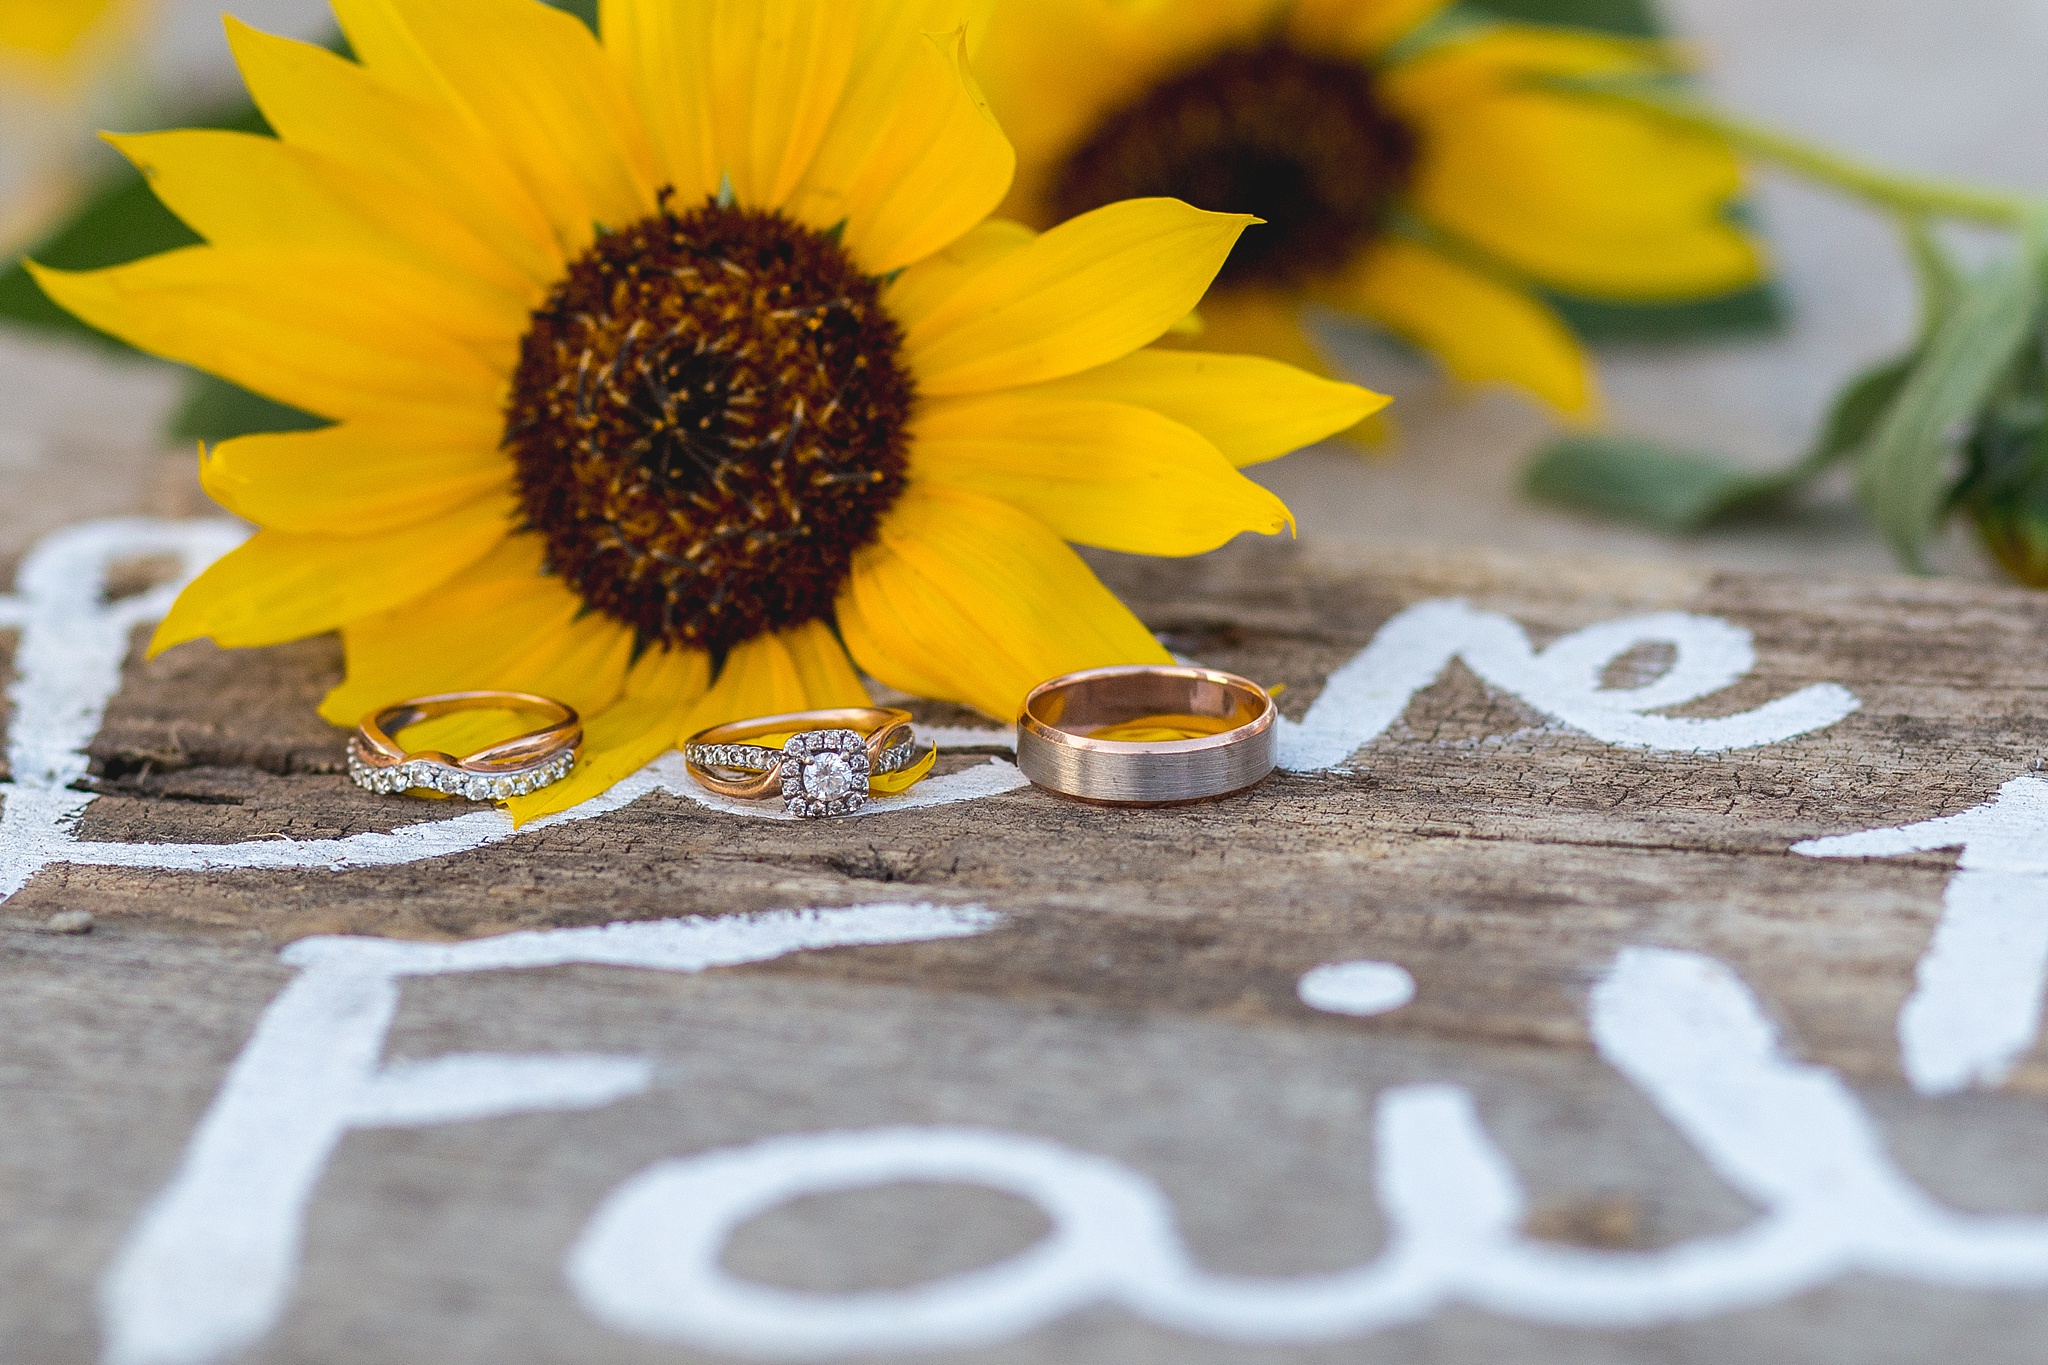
<box><xmin>977</xmin><ymin>0</ymin><xmax>1769</xmax><ymax>420</ymax></box>
<box><xmin>0</xmin><ymin>0</ymin><xmax>148</xmax><ymax>254</ymax></box>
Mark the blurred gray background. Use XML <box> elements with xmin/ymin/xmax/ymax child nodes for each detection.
<box><xmin>1</xmin><ymin>0</ymin><xmax>2040</xmax><ymax>579</ymax></box>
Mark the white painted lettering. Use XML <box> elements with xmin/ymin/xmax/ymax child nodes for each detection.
<box><xmin>97</xmin><ymin>905</ymin><xmax>1000</xmax><ymax>1365</ymax></box>
<box><xmin>567</xmin><ymin>947</ymin><xmax>2048</xmax><ymax>1359</ymax></box>
<box><xmin>1797</xmin><ymin>778</ymin><xmax>2048</xmax><ymax>1093</ymax></box>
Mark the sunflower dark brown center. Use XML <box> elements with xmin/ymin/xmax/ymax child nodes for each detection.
<box><xmin>1051</xmin><ymin>43</ymin><xmax>1418</xmax><ymax>289</ymax></box>
<box><xmin>505</xmin><ymin>199</ymin><xmax>914</xmax><ymax>656</ymax></box>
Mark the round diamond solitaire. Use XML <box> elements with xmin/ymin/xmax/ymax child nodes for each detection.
<box><xmin>802</xmin><ymin>753</ymin><xmax>858</xmax><ymax>801</ymax></box>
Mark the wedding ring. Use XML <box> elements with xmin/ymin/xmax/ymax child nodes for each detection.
<box><xmin>1016</xmin><ymin>665</ymin><xmax>1276</xmax><ymax>806</ymax></box>
<box><xmin>683</xmin><ymin>707</ymin><xmax>932</xmax><ymax>818</ymax></box>
<box><xmin>349</xmin><ymin>692</ymin><xmax>582</xmax><ymax>801</ymax></box>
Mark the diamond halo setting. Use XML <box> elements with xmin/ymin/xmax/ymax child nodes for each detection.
<box><xmin>779</xmin><ymin>729</ymin><xmax>873</xmax><ymax>818</ymax></box>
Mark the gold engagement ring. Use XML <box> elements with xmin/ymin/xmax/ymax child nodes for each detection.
<box><xmin>349</xmin><ymin>692</ymin><xmax>582</xmax><ymax>801</ymax></box>
<box><xmin>683</xmin><ymin>707</ymin><xmax>933</xmax><ymax>818</ymax></box>
<box><xmin>1016</xmin><ymin>666</ymin><xmax>1276</xmax><ymax>807</ymax></box>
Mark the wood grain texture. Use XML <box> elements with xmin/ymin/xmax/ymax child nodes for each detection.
<box><xmin>19</xmin><ymin>539</ymin><xmax>2046</xmax><ymax>1083</ymax></box>
<box><xmin>6</xmin><ymin>535</ymin><xmax>2048</xmax><ymax>1363</ymax></box>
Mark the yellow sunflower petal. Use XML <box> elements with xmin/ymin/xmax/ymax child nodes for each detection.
<box><xmin>109</xmin><ymin>130</ymin><xmax>538</xmax><ymax>316</ymax></box>
<box><xmin>603</xmin><ymin>2</ymin><xmax>997</xmax><ymax>222</ymax></box>
<box><xmin>912</xmin><ymin>392</ymin><xmax>1294</xmax><ymax>553</ymax></box>
<box><xmin>200</xmin><ymin>418</ymin><xmax>510</xmax><ymax>535</ymax></box>
<box><xmin>1387</xmin><ymin>29</ymin><xmax>1763</xmax><ymax>300</ymax></box>
<box><xmin>599</xmin><ymin>0</ymin><xmax>721</xmax><ymax>205</ymax></box>
<box><xmin>837</xmin><ymin>483</ymin><xmax>1169</xmax><ymax>720</ymax></box>
<box><xmin>1171</xmin><ymin>287</ymin><xmax>1335</xmax><ymax>376</ymax></box>
<box><xmin>622</xmin><ymin>0</ymin><xmax>862</xmax><ymax>212</ymax></box>
<box><xmin>867</xmin><ymin>747</ymin><xmax>939</xmax><ymax>796</ymax></box>
<box><xmin>679</xmin><ymin>620</ymin><xmax>875</xmax><ymax>737</ymax></box>
<box><xmin>1286</xmin><ymin>0</ymin><xmax>1449</xmax><ymax>58</ymax></box>
<box><xmin>902</xmin><ymin>197</ymin><xmax>1255</xmax><ymax>397</ymax></box>
<box><xmin>356</xmin><ymin>0</ymin><xmax>658</xmax><ymax>254</ymax></box>
<box><xmin>884</xmin><ymin>217</ymin><xmax>1035</xmax><ymax>333</ymax></box>
<box><xmin>0</xmin><ymin>0</ymin><xmax>126</xmax><ymax>67</ymax></box>
<box><xmin>779</xmin><ymin>618</ymin><xmax>877</xmax><ymax>709</ymax></box>
<box><xmin>508</xmin><ymin>644</ymin><xmax>711</xmax><ymax>826</ymax></box>
<box><xmin>28</xmin><ymin>248</ymin><xmax>509</xmax><ymax>421</ymax></box>
<box><xmin>723</xmin><ymin>1</ymin><xmax>869</xmax><ymax>210</ymax></box>
<box><xmin>786</xmin><ymin>24</ymin><xmax>1014</xmax><ymax>275</ymax></box>
<box><xmin>151</xmin><ymin>494</ymin><xmax>516</xmax><ymax>655</ymax></box>
<box><xmin>320</xmin><ymin>535</ymin><xmax>635</xmax><ymax>728</ymax></box>
<box><xmin>1333</xmin><ymin>236</ymin><xmax>1596</xmax><ymax>416</ymax></box>
<box><xmin>1021</xmin><ymin>348</ymin><xmax>1385</xmax><ymax>467</ymax></box>
<box><xmin>681</xmin><ymin>636</ymin><xmax>806</xmax><ymax>731</ymax></box>
<box><xmin>322</xmin><ymin>0</ymin><xmax>442</xmax><ymax>98</ymax></box>
<box><xmin>225</xmin><ymin>17</ymin><xmax>563</xmax><ymax>287</ymax></box>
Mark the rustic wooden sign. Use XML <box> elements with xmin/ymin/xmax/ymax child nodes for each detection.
<box><xmin>5</xmin><ymin>514</ymin><xmax>2048</xmax><ymax>1364</ymax></box>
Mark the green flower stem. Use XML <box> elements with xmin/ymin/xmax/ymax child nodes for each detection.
<box><xmin>1549</xmin><ymin>78</ymin><xmax>2048</xmax><ymax>229</ymax></box>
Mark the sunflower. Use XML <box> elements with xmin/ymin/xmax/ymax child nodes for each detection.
<box><xmin>1</xmin><ymin>0</ymin><xmax>145</xmax><ymax>250</ymax></box>
<box><xmin>32</xmin><ymin>0</ymin><xmax>1380</xmax><ymax>821</ymax></box>
<box><xmin>0</xmin><ymin>0</ymin><xmax>135</xmax><ymax>78</ymax></box>
<box><xmin>974</xmin><ymin>0</ymin><xmax>1768</xmax><ymax>417</ymax></box>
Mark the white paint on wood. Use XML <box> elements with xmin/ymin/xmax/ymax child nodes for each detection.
<box><xmin>1276</xmin><ymin>601</ymin><xmax>1860</xmax><ymax>772</ymax></box>
<box><xmin>0</xmin><ymin>518</ymin><xmax>247</xmax><ymax>901</ymax></box>
<box><xmin>915</xmin><ymin>726</ymin><xmax>1015</xmax><ymax>751</ymax></box>
<box><xmin>1296</xmin><ymin>960</ymin><xmax>1416</xmax><ymax>1016</ymax></box>
<box><xmin>568</xmin><ymin>946</ymin><xmax>2048</xmax><ymax>1359</ymax></box>
<box><xmin>98</xmin><ymin>903</ymin><xmax>1001</xmax><ymax>1365</ymax></box>
<box><xmin>283</xmin><ymin>902</ymin><xmax>1003</xmax><ymax>980</ymax></box>
<box><xmin>345</xmin><ymin>1055</ymin><xmax>651</xmax><ymax>1129</ymax></box>
<box><xmin>572</xmin><ymin>1127</ymin><xmax>1190</xmax><ymax>1358</ymax></box>
<box><xmin>0</xmin><ymin>520</ymin><xmax>1860</xmax><ymax>905</ymax></box>
<box><xmin>1796</xmin><ymin>777</ymin><xmax>2048</xmax><ymax>1093</ymax></box>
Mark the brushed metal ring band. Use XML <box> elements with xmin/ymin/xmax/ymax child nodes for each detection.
<box><xmin>1016</xmin><ymin>666</ymin><xmax>1276</xmax><ymax>807</ymax></box>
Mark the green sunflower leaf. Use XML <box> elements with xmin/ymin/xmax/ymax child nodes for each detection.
<box><xmin>1813</xmin><ymin>350</ymin><xmax>1918</xmax><ymax>467</ymax></box>
<box><xmin>1902</xmin><ymin>217</ymin><xmax>1963</xmax><ymax>337</ymax></box>
<box><xmin>1856</xmin><ymin>249</ymin><xmax>2041</xmax><ymax>571</ymax></box>
<box><xmin>1522</xmin><ymin>434</ymin><xmax>1788</xmax><ymax>531</ymax></box>
<box><xmin>1521</xmin><ymin>342</ymin><xmax>1923</xmax><ymax>533</ymax></box>
<box><xmin>1549</xmin><ymin>285</ymin><xmax>1786</xmax><ymax>344</ymax></box>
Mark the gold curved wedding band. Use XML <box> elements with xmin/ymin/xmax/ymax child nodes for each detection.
<box><xmin>683</xmin><ymin>707</ymin><xmax>930</xmax><ymax>818</ymax></box>
<box><xmin>350</xmin><ymin>691</ymin><xmax>583</xmax><ymax>801</ymax></box>
<box><xmin>1016</xmin><ymin>666</ymin><xmax>1276</xmax><ymax>807</ymax></box>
